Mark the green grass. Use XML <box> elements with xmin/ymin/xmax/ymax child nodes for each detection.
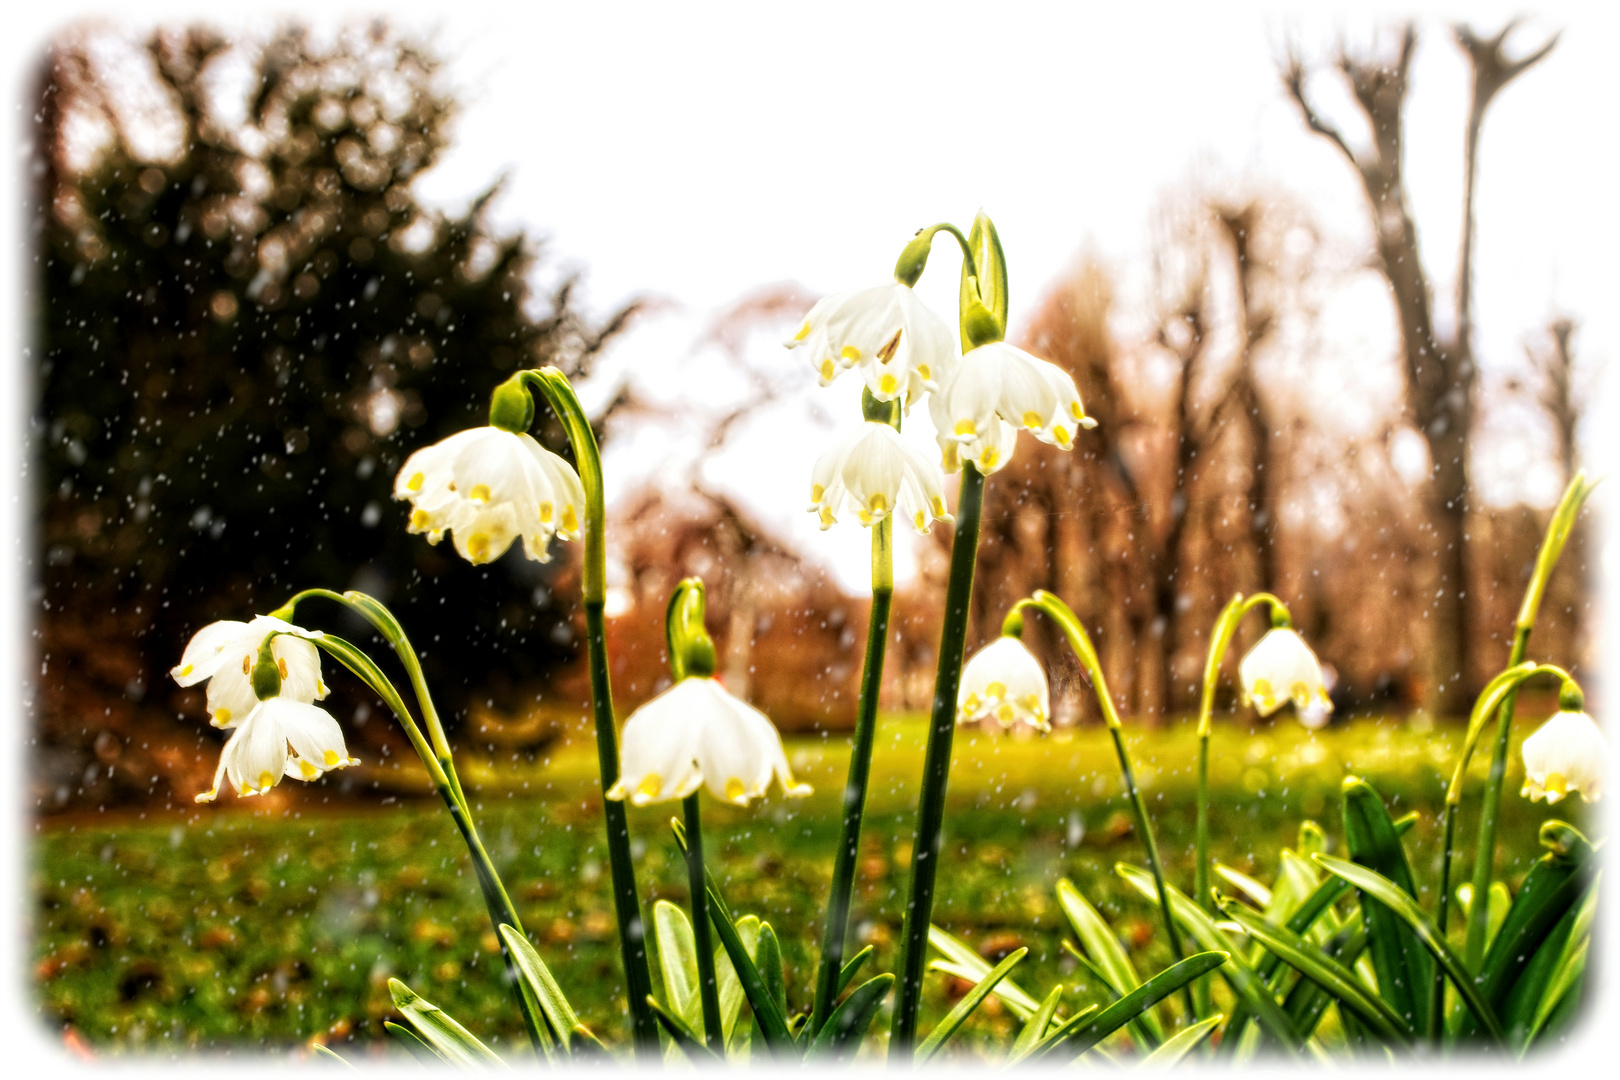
<box><xmin>32</xmin><ymin>712</ymin><xmax>1582</xmax><ymax>1059</ymax></box>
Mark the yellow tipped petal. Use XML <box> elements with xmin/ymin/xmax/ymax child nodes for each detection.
<box><xmin>298</xmin><ymin>759</ymin><xmax>320</xmax><ymax>779</ymax></box>
<box><xmin>561</xmin><ymin>505</ymin><xmax>579</xmax><ymax>534</ymax></box>
<box><xmin>212</xmin><ymin>708</ymin><xmax>232</xmax><ymax>727</ymax></box>
<box><xmin>879</xmin><ymin>373</ymin><xmax>898</xmax><ymax>395</ymax></box>
<box><xmin>725</xmin><ymin>777</ymin><xmax>747</xmax><ymax>803</ymax></box>
<box><xmin>986</xmin><ymin>681</ymin><xmax>1007</xmax><ymax>700</ymax></box>
<box><xmin>636</xmin><ymin>774</ymin><xmax>663</xmax><ymax>800</ymax></box>
<box><xmin>258</xmin><ymin>771</ymin><xmax>276</xmax><ymax>791</ymax></box>
<box><xmin>793</xmin><ymin>322</ymin><xmax>811</xmax><ymax>342</ymax></box>
<box><xmin>410</xmin><ymin>508</ymin><xmax>430</xmax><ymax>530</ymax></box>
<box><xmin>954</xmin><ymin>419</ymin><xmax>977</xmax><ymax>437</ymax></box>
<box><xmin>1023</xmin><ymin>411</ymin><xmax>1043</xmax><ymax>429</ymax></box>
<box><xmin>810</xmin><ymin>483</ymin><xmax>825</xmax><ymax>502</ymax></box>
<box><xmin>324</xmin><ymin>750</ymin><xmax>340</xmax><ymax>767</ymax></box>
<box><xmin>178</xmin><ymin>664</ymin><xmax>194</xmax><ymax>677</ymax></box>
<box><xmin>915</xmin><ymin>511</ymin><xmax>926</xmax><ymax>530</ymax></box>
<box><xmin>194</xmin><ymin>789</ymin><xmax>217</xmax><ymax>804</ymax></box>
<box><xmin>407</xmin><ymin>472</ymin><xmax>424</xmax><ymax>492</ymax></box>
<box><xmin>820</xmin><ymin>359</ymin><xmax>835</xmax><ymax>381</ymax></box>
<box><xmin>467</xmin><ymin>534</ymin><xmax>491</xmax><ymax>563</ymax></box>
<box><xmin>840</xmin><ymin>345</ymin><xmax>862</xmax><ymax>362</ymax></box>
<box><xmin>980</xmin><ymin>447</ymin><xmax>999</xmax><ymax>469</ymax></box>
<box><xmin>539</xmin><ymin>502</ymin><xmax>553</xmax><ymax>524</ymax></box>
<box><xmin>469</xmin><ymin>484</ymin><xmax>491</xmax><ymax>503</ymax></box>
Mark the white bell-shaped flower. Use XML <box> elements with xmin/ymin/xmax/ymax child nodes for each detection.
<box><xmin>957</xmin><ymin>636</ymin><xmax>1051</xmax><ymax>732</ymax></box>
<box><xmin>1521</xmin><ymin>709</ymin><xmax>1607</xmax><ymax>804</ymax></box>
<box><xmin>785</xmin><ymin>283</ymin><xmax>958</xmax><ymax>406</ymax></box>
<box><xmin>171</xmin><ymin>616</ymin><xmax>327</xmax><ymax>729</ymax></box>
<box><xmin>808</xmin><ymin>421</ymin><xmax>954</xmax><ymax>534</ymax></box>
<box><xmin>928</xmin><ymin>342</ymin><xmax>1095</xmax><ymax>474</ymax></box>
<box><xmin>195</xmin><ymin>697</ymin><xmax>359</xmax><ymax>803</ymax></box>
<box><xmin>394</xmin><ymin>426</ymin><xmax>586</xmax><ymax>565</ymax></box>
<box><xmin>607</xmin><ymin>677</ymin><xmax>812</xmax><ymax>807</ymax></box>
<box><xmin>1239</xmin><ymin>628</ymin><xmax>1334</xmax><ymax>720</ymax></box>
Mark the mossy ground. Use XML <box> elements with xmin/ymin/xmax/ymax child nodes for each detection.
<box><xmin>32</xmin><ymin>712</ymin><xmax>1577</xmax><ymax>1060</ymax></box>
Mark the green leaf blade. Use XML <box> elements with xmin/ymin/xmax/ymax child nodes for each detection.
<box><xmin>1313</xmin><ymin>854</ymin><xmax>1506</xmax><ymax>1045</ymax></box>
<box><xmin>915</xmin><ymin>947</ymin><xmax>1028</xmax><ymax>1063</ymax></box>
<box><xmin>388</xmin><ymin>978</ymin><xmax>507</xmax><ymax>1068</ymax></box>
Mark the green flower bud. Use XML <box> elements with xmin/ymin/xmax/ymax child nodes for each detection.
<box><xmin>893</xmin><ymin>230</ymin><xmax>935</xmax><ymax>288</ymax></box>
<box><xmin>1557</xmin><ymin>678</ymin><xmax>1584</xmax><ymax>712</ymax></box>
<box><xmin>962</xmin><ymin>297</ymin><xmax>1002</xmax><ymax>349</ymax></box>
<box><xmin>488</xmin><ymin>376</ymin><xmax>536</xmax><ymax>433</ymax></box>
<box><xmin>665</xmin><ymin>578</ymin><xmax>717</xmax><ymax>680</ymax></box>
<box><xmin>251</xmin><ymin>637</ymin><xmax>284</xmax><ymax>701</ymax></box>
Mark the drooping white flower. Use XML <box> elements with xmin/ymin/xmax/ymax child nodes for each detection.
<box><xmin>171</xmin><ymin>616</ymin><xmax>327</xmax><ymax>729</ymax></box>
<box><xmin>195</xmin><ymin>697</ymin><xmax>359</xmax><ymax>803</ymax></box>
<box><xmin>394</xmin><ymin>426</ymin><xmax>586</xmax><ymax>566</ymax></box>
<box><xmin>784</xmin><ymin>283</ymin><xmax>958</xmax><ymax>405</ymax></box>
<box><xmin>808</xmin><ymin>421</ymin><xmax>954</xmax><ymax>534</ymax></box>
<box><xmin>1521</xmin><ymin>709</ymin><xmax>1607</xmax><ymax>804</ymax></box>
<box><xmin>928</xmin><ymin>341</ymin><xmax>1095</xmax><ymax>474</ymax></box>
<box><xmin>1239</xmin><ymin>628</ymin><xmax>1334</xmax><ymax>721</ymax></box>
<box><xmin>607</xmin><ymin>677</ymin><xmax>812</xmax><ymax>807</ymax></box>
<box><xmin>957</xmin><ymin>636</ymin><xmax>1051</xmax><ymax>732</ymax></box>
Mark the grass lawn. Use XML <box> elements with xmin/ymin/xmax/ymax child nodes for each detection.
<box><xmin>31</xmin><ymin>711</ymin><xmax>1583</xmax><ymax>1059</ymax></box>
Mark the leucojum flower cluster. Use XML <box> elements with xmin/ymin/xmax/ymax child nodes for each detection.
<box><xmin>172</xmin><ymin>214</ymin><xmax>1604</xmax><ymax>1066</ymax></box>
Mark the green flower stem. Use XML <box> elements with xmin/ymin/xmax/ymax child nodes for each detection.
<box><xmin>1464</xmin><ymin>471</ymin><xmax>1594</xmax><ymax>971</ymax></box>
<box><xmin>516</xmin><ymin>367</ymin><xmax>659</xmax><ymax>1055</ymax></box>
<box><xmin>889</xmin><ymin>462</ymin><xmax>985</xmax><ymax>1059</ymax></box>
<box><xmin>682</xmin><ymin>793</ymin><xmax>724</xmax><ymax>1051</ymax></box>
<box><xmin>811</xmin><ymin>515</ymin><xmax>894</xmax><ymax>1037</ymax></box>
<box><xmin>304</xmin><ymin>628</ymin><xmax>549</xmax><ymax>1056</ymax></box>
<box><xmin>1190</xmin><ymin>591</ymin><xmax>1286</xmax><ymax>1020</ymax></box>
<box><xmin>1012</xmin><ymin>590</ymin><xmax>1188</xmax><ymax>1013</ymax></box>
<box><xmin>893</xmin><ymin>222</ymin><xmax>979</xmax><ymax>288</ymax></box>
<box><xmin>1438</xmin><ymin>661</ymin><xmax>1571</xmax><ymax>1042</ymax></box>
<box><xmin>276</xmin><ymin>588</ymin><xmax>469</xmax><ymax>807</ymax></box>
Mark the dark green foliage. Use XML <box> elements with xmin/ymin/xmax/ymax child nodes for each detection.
<box><xmin>32</xmin><ymin>21</ymin><xmax>632</xmax><ymax>811</ymax></box>
<box><xmin>1339</xmin><ymin>778</ymin><xmax>1433</xmax><ymax>1033</ymax></box>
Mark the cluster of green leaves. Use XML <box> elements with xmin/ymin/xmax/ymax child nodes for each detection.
<box><xmin>922</xmin><ymin>777</ymin><xmax>1595</xmax><ymax>1064</ymax></box>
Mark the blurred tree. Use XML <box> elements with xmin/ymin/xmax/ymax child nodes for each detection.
<box><xmin>1282</xmin><ymin>20</ymin><xmax>1558</xmax><ymax>713</ymax></box>
<box><xmin>32</xmin><ymin>21</ymin><xmax>633</xmax><ymax>811</ymax></box>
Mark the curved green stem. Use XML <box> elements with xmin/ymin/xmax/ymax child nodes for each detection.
<box><xmin>1464</xmin><ymin>471</ymin><xmax>1593</xmax><ymax>971</ymax></box>
<box><xmin>811</xmin><ymin>515</ymin><xmax>893</xmax><ymax>1037</ymax></box>
<box><xmin>682</xmin><ymin>793</ymin><xmax>724</xmax><ymax>1051</ymax></box>
<box><xmin>306</xmin><ymin>630</ymin><xmax>549</xmax><ymax>1056</ymax></box>
<box><xmin>276</xmin><ymin>588</ymin><xmax>469</xmax><ymax>808</ymax></box>
<box><xmin>1012</xmin><ymin>590</ymin><xmax>1188</xmax><ymax>1018</ymax></box>
<box><xmin>889</xmin><ymin>462</ymin><xmax>985</xmax><ymax>1060</ymax></box>
<box><xmin>512</xmin><ymin>367</ymin><xmax>658</xmax><ymax>1055</ymax></box>
<box><xmin>1456</xmin><ymin>661</ymin><xmax>1573</xmax><ymax>970</ymax></box>
<box><xmin>1190</xmin><ymin>590</ymin><xmax>1287</xmax><ymax>1023</ymax></box>
<box><xmin>894</xmin><ymin>222</ymin><xmax>979</xmax><ymax>288</ymax></box>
